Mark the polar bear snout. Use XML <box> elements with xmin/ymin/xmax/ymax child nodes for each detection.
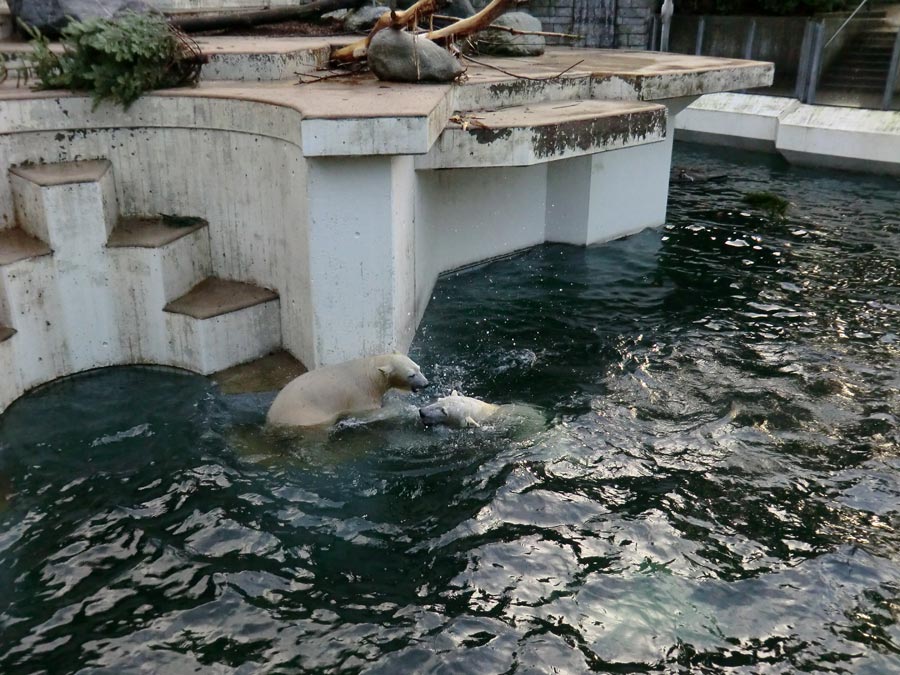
<box><xmin>410</xmin><ymin>372</ymin><xmax>429</xmax><ymax>393</ymax></box>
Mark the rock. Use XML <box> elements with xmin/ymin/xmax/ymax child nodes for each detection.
<box><xmin>474</xmin><ymin>11</ymin><xmax>546</xmax><ymax>57</ymax></box>
<box><xmin>445</xmin><ymin>0</ymin><xmax>476</xmax><ymax>19</ymax></box>
<box><xmin>10</xmin><ymin>0</ymin><xmax>154</xmax><ymax>35</ymax></box>
<box><xmin>321</xmin><ymin>8</ymin><xmax>352</xmax><ymax>21</ymax></box>
<box><xmin>368</xmin><ymin>27</ymin><xmax>463</xmax><ymax>84</ymax></box>
<box><xmin>344</xmin><ymin>5</ymin><xmax>391</xmax><ymax>33</ymax></box>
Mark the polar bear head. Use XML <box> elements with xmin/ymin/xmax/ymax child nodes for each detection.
<box><xmin>418</xmin><ymin>391</ymin><xmax>496</xmax><ymax>428</ymax></box>
<box><xmin>378</xmin><ymin>353</ymin><xmax>429</xmax><ymax>392</ymax></box>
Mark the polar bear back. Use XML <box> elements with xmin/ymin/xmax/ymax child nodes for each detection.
<box><xmin>266</xmin><ymin>354</ymin><xmax>421</xmax><ymax>428</ymax></box>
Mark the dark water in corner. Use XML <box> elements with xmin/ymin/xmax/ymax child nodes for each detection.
<box><xmin>1</xmin><ymin>144</ymin><xmax>899</xmax><ymax>674</ymax></box>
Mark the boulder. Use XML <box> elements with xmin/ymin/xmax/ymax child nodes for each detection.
<box><xmin>10</xmin><ymin>0</ymin><xmax>154</xmax><ymax>35</ymax></box>
<box><xmin>344</xmin><ymin>5</ymin><xmax>391</xmax><ymax>33</ymax></box>
<box><xmin>473</xmin><ymin>11</ymin><xmax>546</xmax><ymax>57</ymax></box>
<box><xmin>368</xmin><ymin>27</ymin><xmax>463</xmax><ymax>83</ymax></box>
<box><xmin>445</xmin><ymin>0</ymin><xmax>476</xmax><ymax>19</ymax></box>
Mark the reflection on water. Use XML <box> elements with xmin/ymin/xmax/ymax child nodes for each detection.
<box><xmin>1</xmin><ymin>144</ymin><xmax>899</xmax><ymax>673</ymax></box>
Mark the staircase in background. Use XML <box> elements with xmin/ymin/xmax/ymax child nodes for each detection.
<box><xmin>820</xmin><ymin>25</ymin><xmax>899</xmax><ymax>93</ymax></box>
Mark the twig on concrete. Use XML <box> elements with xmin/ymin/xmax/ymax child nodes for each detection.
<box><xmin>459</xmin><ymin>53</ymin><xmax>585</xmax><ymax>82</ymax></box>
<box><xmin>295</xmin><ymin>68</ymin><xmax>362</xmax><ymax>84</ymax></box>
<box><xmin>430</xmin><ymin>15</ymin><xmax>582</xmax><ymax>40</ymax></box>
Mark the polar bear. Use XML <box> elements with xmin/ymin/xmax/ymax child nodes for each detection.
<box><xmin>267</xmin><ymin>353</ymin><xmax>428</xmax><ymax>428</ymax></box>
<box><xmin>418</xmin><ymin>391</ymin><xmax>501</xmax><ymax>428</ymax></box>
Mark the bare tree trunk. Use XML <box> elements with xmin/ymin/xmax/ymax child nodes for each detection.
<box><xmin>331</xmin><ymin>0</ymin><xmax>516</xmax><ymax>63</ymax></box>
<box><xmin>171</xmin><ymin>0</ymin><xmax>362</xmax><ymax>33</ymax></box>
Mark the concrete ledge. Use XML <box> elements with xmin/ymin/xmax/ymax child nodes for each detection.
<box><xmin>0</xmin><ymin>227</ymin><xmax>52</xmax><ymax>265</ymax></box>
<box><xmin>196</xmin><ymin>37</ymin><xmax>332</xmax><ymax>81</ymax></box>
<box><xmin>417</xmin><ymin>100</ymin><xmax>667</xmax><ymax>169</ymax></box>
<box><xmin>674</xmin><ymin>92</ymin><xmax>900</xmax><ymax>176</ymax></box>
<box><xmin>777</xmin><ymin>104</ymin><xmax>900</xmax><ymax>176</ymax></box>
<box><xmin>164</xmin><ymin>277</ymin><xmax>279</xmax><ymax>320</ymax></box>
<box><xmin>9</xmin><ymin>159</ymin><xmax>111</xmax><ymax>186</ymax></box>
<box><xmin>675</xmin><ymin>93</ymin><xmax>800</xmax><ymax>152</ymax></box>
<box><xmin>107</xmin><ymin>216</ymin><xmax>208</xmax><ymax>249</ymax></box>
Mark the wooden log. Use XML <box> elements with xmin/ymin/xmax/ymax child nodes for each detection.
<box><xmin>170</xmin><ymin>0</ymin><xmax>362</xmax><ymax>33</ymax></box>
<box><xmin>426</xmin><ymin>0</ymin><xmax>516</xmax><ymax>42</ymax></box>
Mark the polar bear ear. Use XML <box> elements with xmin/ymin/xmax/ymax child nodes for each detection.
<box><xmin>378</xmin><ymin>365</ymin><xmax>392</xmax><ymax>377</ymax></box>
<box><xmin>450</xmin><ymin>390</ymin><xmax>460</xmax><ymax>397</ymax></box>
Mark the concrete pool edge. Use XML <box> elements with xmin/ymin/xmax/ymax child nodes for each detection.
<box><xmin>674</xmin><ymin>93</ymin><xmax>900</xmax><ymax>176</ymax></box>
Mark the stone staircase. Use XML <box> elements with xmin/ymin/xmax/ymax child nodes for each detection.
<box><xmin>820</xmin><ymin>26</ymin><xmax>899</xmax><ymax>94</ymax></box>
<box><xmin>0</xmin><ymin>158</ymin><xmax>282</xmax><ymax>412</ymax></box>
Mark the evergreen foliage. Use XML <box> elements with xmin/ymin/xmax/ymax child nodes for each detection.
<box><xmin>21</xmin><ymin>12</ymin><xmax>204</xmax><ymax>109</ymax></box>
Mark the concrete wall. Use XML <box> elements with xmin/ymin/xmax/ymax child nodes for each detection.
<box><xmin>0</xmin><ymin>96</ymin><xmax>315</xmax><ymax>368</ymax></box>
<box><xmin>617</xmin><ymin>0</ymin><xmax>656</xmax><ymax>49</ymax></box>
<box><xmin>473</xmin><ymin>0</ymin><xmax>656</xmax><ymax>49</ymax></box>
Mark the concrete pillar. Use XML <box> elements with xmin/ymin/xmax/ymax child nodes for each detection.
<box><xmin>545</xmin><ymin>96</ymin><xmax>696</xmax><ymax>246</ymax></box>
<box><xmin>305</xmin><ymin>155</ymin><xmax>417</xmax><ymax>366</ymax></box>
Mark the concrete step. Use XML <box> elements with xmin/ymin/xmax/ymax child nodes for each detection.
<box><xmin>823</xmin><ymin>76</ymin><xmax>888</xmax><ymax>89</ymax></box>
<box><xmin>163</xmin><ymin>277</ymin><xmax>281</xmax><ymax>374</ymax></box>
<box><xmin>0</xmin><ymin>227</ymin><xmax>52</xmax><ymax>266</ymax></box>
<box><xmin>843</xmin><ymin>54</ymin><xmax>895</xmax><ymax>63</ymax></box>
<box><xmin>107</xmin><ymin>215</ymin><xmax>208</xmax><ymax>249</ymax></box>
<box><xmin>417</xmin><ymin>99</ymin><xmax>667</xmax><ymax>170</ymax></box>
<box><xmin>9</xmin><ymin>159</ymin><xmax>117</xmax><ymax>249</ymax></box>
<box><xmin>827</xmin><ymin>67</ymin><xmax>890</xmax><ymax>78</ymax></box>
<box><xmin>106</xmin><ymin>214</ymin><xmax>212</xmax><ymax>367</ymax></box>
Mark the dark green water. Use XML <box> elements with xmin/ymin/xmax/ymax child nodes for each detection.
<box><xmin>1</xmin><ymin>144</ymin><xmax>899</xmax><ymax>673</ymax></box>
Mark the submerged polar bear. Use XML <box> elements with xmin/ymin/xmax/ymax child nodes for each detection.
<box><xmin>418</xmin><ymin>391</ymin><xmax>536</xmax><ymax>429</ymax></box>
<box><xmin>267</xmin><ymin>353</ymin><xmax>428</xmax><ymax>428</ymax></box>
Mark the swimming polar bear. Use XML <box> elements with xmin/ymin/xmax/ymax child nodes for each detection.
<box><xmin>267</xmin><ymin>353</ymin><xmax>428</xmax><ymax>428</ymax></box>
<box><xmin>418</xmin><ymin>391</ymin><xmax>502</xmax><ymax>428</ymax></box>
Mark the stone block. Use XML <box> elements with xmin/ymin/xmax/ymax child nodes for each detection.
<box><xmin>164</xmin><ymin>278</ymin><xmax>281</xmax><ymax>374</ymax></box>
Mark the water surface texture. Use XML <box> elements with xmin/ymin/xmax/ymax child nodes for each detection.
<box><xmin>1</xmin><ymin>145</ymin><xmax>899</xmax><ymax>673</ymax></box>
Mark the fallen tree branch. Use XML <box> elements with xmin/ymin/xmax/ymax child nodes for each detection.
<box><xmin>170</xmin><ymin>0</ymin><xmax>362</xmax><ymax>33</ymax></box>
<box><xmin>331</xmin><ymin>0</ymin><xmax>517</xmax><ymax>63</ymax></box>
<box><xmin>426</xmin><ymin>0</ymin><xmax>516</xmax><ymax>42</ymax></box>
<box><xmin>431</xmin><ymin>15</ymin><xmax>582</xmax><ymax>40</ymax></box>
<box><xmin>332</xmin><ymin>0</ymin><xmax>444</xmax><ymax>62</ymax></box>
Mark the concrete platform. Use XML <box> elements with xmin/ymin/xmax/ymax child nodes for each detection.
<box><xmin>164</xmin><ymin>277</ymin><xmax>279</xmax><ymax>320</ymax></box>
<box><xmin>417</xmin><ymin>99</ymin><xmax>667</xmax><ymax>169</ymax></box>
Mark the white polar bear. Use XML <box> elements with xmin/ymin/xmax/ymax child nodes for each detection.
<box><xmin>418</xmin><ymin>391</ymin><xmax>501</xmax><ymax>428</ymax></box>
<box><xmin>267</xmin><ymin>353</ymin><xmax>428</xmax><ymax>428</ymax></box>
